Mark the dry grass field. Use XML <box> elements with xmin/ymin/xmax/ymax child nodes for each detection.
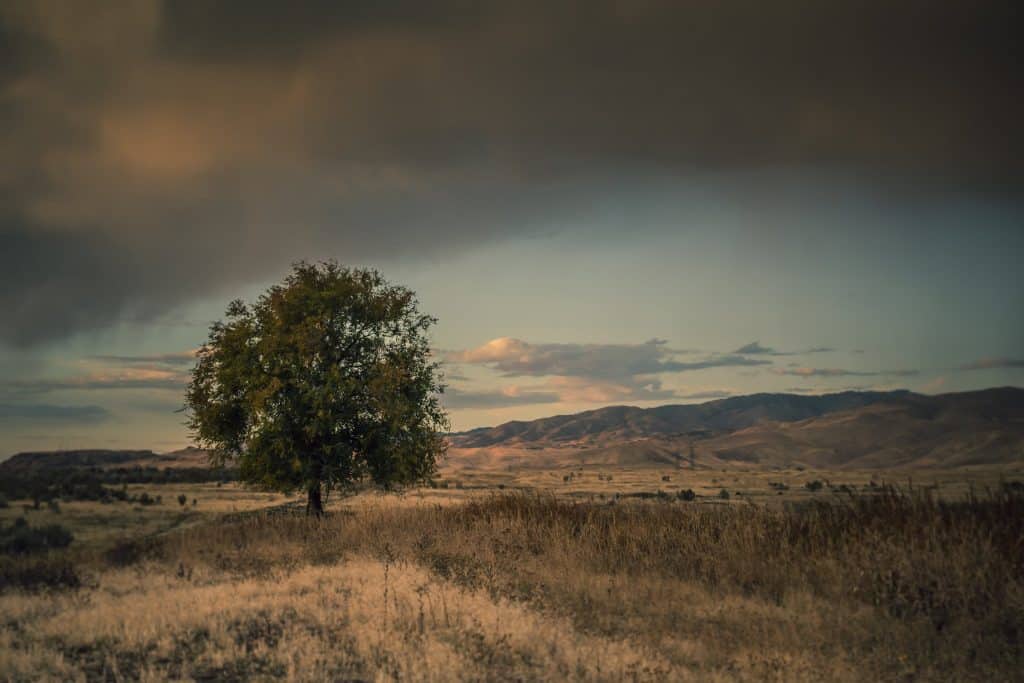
<box><xmin>1</xmin><ymin>466</ymin><xmax>1023</xmax><ymax>681</ymax></box>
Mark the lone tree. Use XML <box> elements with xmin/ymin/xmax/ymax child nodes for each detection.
<box><xmin>185</xmin><ymin>262</ymin><xmax>449</xmax><ymax>516</ymax></box>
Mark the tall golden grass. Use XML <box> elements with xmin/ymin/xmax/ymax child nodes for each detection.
<box><xmin>2</xmin><ymin>486</ymin><xmax>1021</xmax><ymax>680</ymax></box>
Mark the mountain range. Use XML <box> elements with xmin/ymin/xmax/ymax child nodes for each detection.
<box><xmin>447</xmin><ymin>387</ymin><xmax>1024</xmax><ymax>470</ymax></box>
<box><xmin>3</xmin><ymin>388</ymin><xmax>1021</xmax><ymax>473</ymax></box>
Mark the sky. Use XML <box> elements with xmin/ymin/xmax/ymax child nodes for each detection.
<box><xmin>0</xmin><ymin>1</ymin><xmax>1022</xmax><ymax>456</ymax></box>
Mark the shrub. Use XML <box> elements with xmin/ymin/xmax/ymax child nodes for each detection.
<box><xmin>718</xmin><ymin>488</ymin><xmax>730</xmax><ymax>500</ymax></box>
<box><xmin>0</xmin><ymin>555</ymin><xmax>82</xmax><ymax>592</ymax></box>
<box><xmin>178</xmin><ymin>494</ymin><xmax>188</xmax><ymax>507</ymax></box>
<box><xmin>0</xmin><ymin>519</ymin><xmax>74</xmax><ymax>554</ymax></box>
<box><xmin>677</xmin><ymin>488</ymin><xmax>696</xmax><ymax>501</ymax></box>
<box><xmin>104</xmin><ymin>539</ymin><xmax>150</xmax><ymax>567</ymax></box>
<box><xmin>805</xmin><ymin>480</ymin><xmax>824</xmax><ymax>492</ymax></box>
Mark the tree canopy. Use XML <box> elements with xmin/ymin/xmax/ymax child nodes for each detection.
<box><xmin>185</xmin><ymin>262</ymin><xmax>448</xmax><ymax>515</ymax></box>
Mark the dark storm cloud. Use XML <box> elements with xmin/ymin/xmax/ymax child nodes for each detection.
<box><xmin>0</xmin><ymin>1</ymin><xmax>1021</xmax><ymax>344</ymax></box>
<box><xmin>152</xmin><ymin>0</ymin><xmax>1022</xmax><ymax>176</ymax></box>
<box><xmin>0</xmin><ymin>217</ymin><xmax>146</xmax><ymax>345</ymax></box>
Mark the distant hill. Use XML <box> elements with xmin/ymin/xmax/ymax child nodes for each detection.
<box><xmin>448</xmin><ymin>388</ymin><xmax>1024</xmax><ymax>470</ymax></box>
<box><xmin>0</xmin><ymin>447</ymin><xmax>210</xmax><ymax>475</ymax></box>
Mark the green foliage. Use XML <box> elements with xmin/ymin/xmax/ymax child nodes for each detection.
<box><xmin>178</xmin><ymin>494</ymin><xmax>188</xmax><ymax>507</ymax></box>
<box><xmin>805</xmin><ymin>480</ymin><xmax>824</xmax><ymax>492</ymax></box>
<box><xmin>677</xmin><ymin>488</ymin><xmax>696</xmax><ymax>501</ymax></box>
<box><xmin>186</xmin><ymin>262</ymin><xmax>449</xmax><ymax>511</ymax></box>
<box><xmin>718</xmin><ymin>488</ymin><xmax>730</xmax><ymax>500</ymax></box>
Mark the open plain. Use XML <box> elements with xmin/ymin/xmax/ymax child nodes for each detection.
<box><xmin>2</xmin><ymin>454</ymin><xmax>1023</xmax><ymax>682</ymax></box>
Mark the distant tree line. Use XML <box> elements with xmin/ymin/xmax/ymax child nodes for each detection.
<box><xmin>0</xmin><ymin>466</ymin><xmax>237</xmax><ymax>504</ymax></box>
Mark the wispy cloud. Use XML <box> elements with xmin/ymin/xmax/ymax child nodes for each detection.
<box><xmin>0</xmin><ymin>403</ymin><xmax>110</xmax><ymax>422</ymax></box>
<box><xmin>4</xmin><ymin>350</ymin><xmax>198</xmax><ymax>394</ymax></box>
<box><xmin>732</xmin><ymin>341</ymin><xmax>834</xmax><ymax>356</ymax></box>
<box><xmin>89</xmin><ymin>351</ymin><xmax>198</xmax><ymax>366</ymax></box>
<box><xmin>544</xmin><ymin>376</ymin><xmax>678</xmax><ymax>403</ymax></box>
<box><xmin>449</xmin><ymin>338</ymin><xmax>769</xmax><ymax>380</ymax></box>
<box><xmin>958</xmin><ymin>357</ymin><xmax>1024</xmax><ymax>371</ymax></box>
<box><xmin>5</xmin><ymin>368</ymin><xmax>189</xmax><ymax>393</ymax></box>
<box><xmin>444</xmin><ymin>338</ymin><xmax>759</xmax><ymax>407</ymax></box>
<box><xmin>442</xmin><ymin>386</ymin><xmax>561</xmax><ymax>410</ymax></box>
<box><xmin>677</xmin><ymin>389</ymin><xmax>734</xmax><ymax>399</ymax></box>
<box><xmin>783</xmin><ymin>385</ymin><xmax>876</xmax><ymax>394</ymax></box>
<box><xmin>773</xmin><ymin>367</ymin><xmax>919</xmax><ymax>378</ymax></box>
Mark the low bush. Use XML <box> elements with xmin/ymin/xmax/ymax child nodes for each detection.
<box><xmin>0</xmin><ymin>555</ymin><xmax>82</xmax><ymax>592</ymax></box>
<box><xmin>0</xmin><ymin>518</ymin><xmax>74</xmax><ymax>555</ymax></box>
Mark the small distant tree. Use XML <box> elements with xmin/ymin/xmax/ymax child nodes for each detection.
<box><xmin>177</xmin><ymin>494</ymin><xmax>188</xmax><ymax>507</ymax></box>
<box><xmin>186</xmin><ymin>262</ymin><xmax>449</xmax><ymax>516</ymax></box>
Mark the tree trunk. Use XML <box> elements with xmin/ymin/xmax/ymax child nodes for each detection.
<box><xmin>306</xmin><ymin>483</ymin><xmax>324</xmax><ymax>517</ymax></box>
